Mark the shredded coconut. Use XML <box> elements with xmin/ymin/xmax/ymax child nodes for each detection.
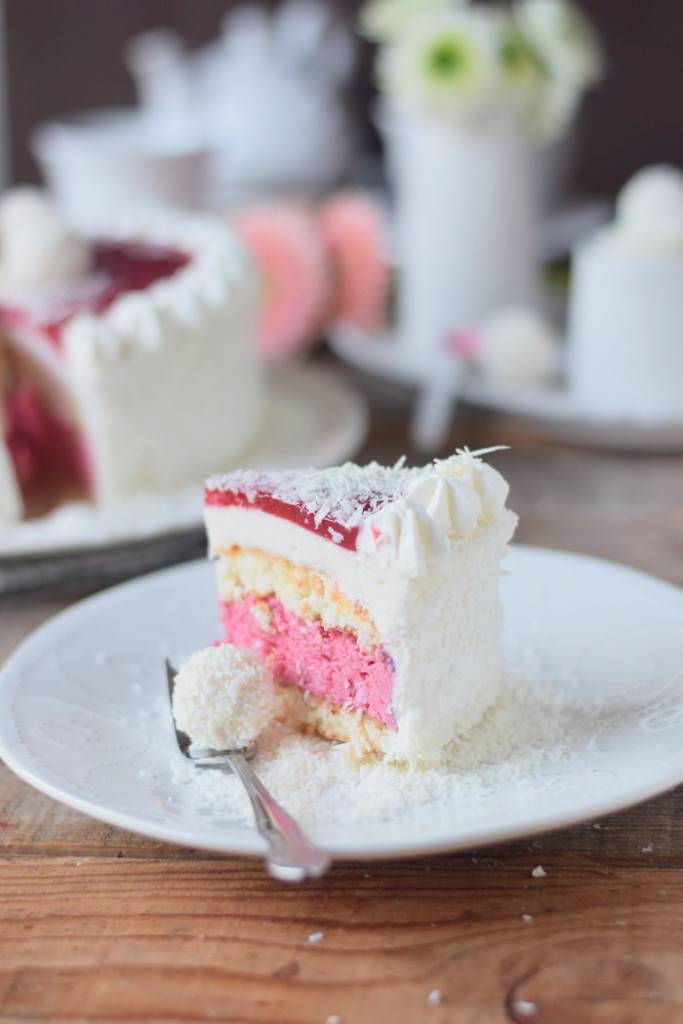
<box><xmin>206</xmin><ymin>461</ymin><xmax>421</xmax><ymax>530</ymax></box>
<box><xmin>170</xmin><ymin>655</ymin><xmax>570</xmax><ymax>828</ymax></box>
<box><xmin>206</xmin><ymin>450</ymin><xmax>499</xmax><ymax>534</ymax></box>
<box><xmin>531</xmin><ymin>865</ymin><xmax>546</xmax><ymax>878</ymax></box>
<box><xmin>427</xmin><ymin>990</ymin><xmax>444</xmax><ymax>1006</ymax></box>
<box><xmin>307</xmin><ymin>932</ymin><xmax>324</xmax><ymax>944</ymax></box>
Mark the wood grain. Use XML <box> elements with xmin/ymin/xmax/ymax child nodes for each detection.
<box><xmin>1</xmin><ymin>404</ymin><xmax>683</xmax><ymax>1022</ymax></box>
<box><xmin>0</xmin><ymin>857</ymin><xmax>681</xmax><ymax>1022</ymax></box>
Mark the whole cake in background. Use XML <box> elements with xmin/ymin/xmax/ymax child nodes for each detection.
<box><xmin>0</xmin><ymin>189</ymin><xmax>262</xmax><ymax>523</ymax></box>
<box><xmin>179</xmin><ymin>450</ymin><xmax>517</xmax><ymax>765</ymax></box>
<box><xmin>567</xmin><ymin>165</ymin><xmax>683</xmax><ymax>423</ymax></box>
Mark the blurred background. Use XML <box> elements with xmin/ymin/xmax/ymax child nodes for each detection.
<box><xmin>4</xmin><ymin>0</ymin><xmax>683</xmax><ymax>195</ymax></box>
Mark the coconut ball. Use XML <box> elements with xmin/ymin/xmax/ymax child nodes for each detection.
<box><xmin>0</xmin><ymin>187</ymin><xmax>92</xmax><ymax>295</ymax></box>
<box><xmin>616</xmin><ymin>165</ymin><xmax>683</xmax><ymax>253</ymax></box>
<box><xmin>475</xmin><ymin>307</ymin><xmax>558</xmax><ymax>387</ymax></box>
<box><xmin>172</xmin><ymin>645</ymin><xmax>275</xmax><ymax>751</ymax></box>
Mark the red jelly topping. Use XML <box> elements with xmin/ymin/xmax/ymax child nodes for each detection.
<box><xmin>204</xmin><ymin>487</ymin><xmax>361</xmax><ymax>550</ymax></box>
<box><xmin>0</xmin><ymin>239</ymin><xmax>188</xmax><ymax>348</ymax></box>
<box><xmin>92</xmin><ymin>240</ymin><xmax>188</xmax><ymax>294</ymax></box>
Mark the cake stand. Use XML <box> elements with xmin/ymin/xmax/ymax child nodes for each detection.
<box><xmin>330</xmin><ymin>324</ymin><xmax>683</xmax><ymax>453</ymax></box>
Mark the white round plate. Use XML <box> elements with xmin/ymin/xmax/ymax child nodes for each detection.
<box><xmin>0</xmin><ymin>364</ymin><xmax>368</xmax><ymax>559</ymax></box>
<box><xmin>1</xmin><ymin>546</ymin><xmax>682</xmax><ymax>861</ymax></box>
<box><xmin>330</xmin><ymin>326</ymin><xmax>683</xmax><ymax>452</ymax></box>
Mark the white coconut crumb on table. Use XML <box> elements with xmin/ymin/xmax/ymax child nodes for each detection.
<box><xmin>307</xmin><ymin>931</ymin><xmax>324</xmax><ymax>944</ymax></box>
<box><xmin>521</xmin><ymin>914</ymin><xmax>534</xmax><ymax>922</ymax></box>
<box><xmin>427</xmin><ymin>989</ymin><xmax>444</xmax><ymax>1005</ymax></box>
<box><xmin>326</xmin><ymin>1015</ymin><xmax>342</xmax><ymax>1024</ymax></box>
<box><xmin>531</xmin><ymin>866</ymin><xmax>546</xmax><ymax>878</ymax></box>
<box><xmin>514</xmin><ymin>1000</ymin><xmax>538</xmax><ymax>1017</ymax></box>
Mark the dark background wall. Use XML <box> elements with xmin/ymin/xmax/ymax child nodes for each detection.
<box><xmin>6</xmin><ymin>0</ymin><xmax>683</xmax><ymax>197</ymax></box>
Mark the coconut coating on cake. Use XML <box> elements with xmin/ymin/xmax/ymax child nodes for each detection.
<box><xmin>204</xmin><ymin>451</ymin><xmax>517</xmax><ymax>765</ymax></box>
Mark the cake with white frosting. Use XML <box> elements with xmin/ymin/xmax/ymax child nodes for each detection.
<box><xmin>203</xmin><ymin>451</ymin><xmax>517</xmax><ymax>764</ymax></box>
<box><xmin>0</xmin><ymin>188</ymin><xmax>262</xmax><ymax>521</ymax></box>
<box><xmin>567</xmin><ymin>165</ymin><xmax>683</xmax><ymax>422</ymax></box>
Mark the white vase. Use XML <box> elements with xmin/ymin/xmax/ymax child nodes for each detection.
<box><xmin>385</xmin><ymin>106</ymin><xmax>541</xmax><ymax>376</ymax></box>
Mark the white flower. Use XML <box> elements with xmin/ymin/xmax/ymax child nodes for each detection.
<box><xmin>379</xmin><ymin>10</ymin><xmax>500</xmax><ymax>121</ymax></box>
<box><xmin>514</xmin><ymin>0</ymin><xmax>604</xmax><ymax>140</ymax></box>
<box><xmin>529</xmin><ymin>76</ymin><xmax>582</xmax><ymax>140</ymax></box>
<box><xmin>361</xmin><ymin>0</ymin><xmax>459</xmax><ymax>44</ymax></box>
<box><xmin>474</xmin><ymin>306</ymin><xmax>559</xmax><ymax>387</ymax></box>
<box><xmin>496</xmin><ymin>12</ymin><xmax>546</xmax><ymax>107</ymax></box>
<box><xmin>518</xmin><ymin>0</ymin><xmax>604</xmax><ymax>89</ymax></box>
<box><xmin>364</xmin><ymin>0</ymin><xmax>603</xmax><ymax>138</ymax></box>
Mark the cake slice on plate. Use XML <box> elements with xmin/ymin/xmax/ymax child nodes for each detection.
<box><xmin>203</xmin><ymin>451</ymin><xmax>517</xmax><ymax>764</ymax></box>
<box><xmin>0</xmin><ymin>189</ymin><xmax>262</xmax><ymax>521</ymax></box>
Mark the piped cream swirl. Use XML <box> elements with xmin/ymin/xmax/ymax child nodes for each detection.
<box><xmin>357</xmin><ymin>451</ymin><xmax>511</xmax><ymax>576</ymax></box>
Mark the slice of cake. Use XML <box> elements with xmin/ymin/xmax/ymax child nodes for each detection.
<box><xmin>204</xmin><ymin>451</ymin><xmax>517</xmax><ymax>764</ymax></box>
<box><xmin>0</xmin><ymin>188</ymin><xmax>262</xmax><ymax>521</ymax></box>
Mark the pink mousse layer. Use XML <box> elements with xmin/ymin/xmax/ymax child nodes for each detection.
<box><xmin>219</xmin><ymin>595</ymin><xmax>396</xmax><ymax>729</ymax></box>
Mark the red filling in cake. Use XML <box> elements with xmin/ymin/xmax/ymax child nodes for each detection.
<box><xmin>4</xmin><ymin>379</ymin><xmax>91</xmax><ymax>514</ymax></box>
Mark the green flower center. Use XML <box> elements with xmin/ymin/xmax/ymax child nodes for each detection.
<box><xmin>502</xmin><ymin>34</ymin><xmax>527</xmax><ymax>71</ymax></box>
<box><xmin>425</xmin><ymin>38</ymin><xmax>469</xmax><ymax>80</ymax></box>
<box><xmin>501</xmin><ymin>26</ymin><xmax>546</xmax><ymax>82</ymax></box>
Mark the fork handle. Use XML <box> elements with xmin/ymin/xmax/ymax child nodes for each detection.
<box><xmin>224</xmin><ymin>753</ymin><xmax>331</xmax><ymax>882</ymax></box>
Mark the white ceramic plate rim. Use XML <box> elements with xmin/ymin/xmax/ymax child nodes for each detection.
<box><xmin>1</xmin><ymin>546</ymin><xmax>683</xmax><ymax>861</ymax></box>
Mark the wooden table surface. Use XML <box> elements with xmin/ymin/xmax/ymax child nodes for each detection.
<box><xmin>2</xmin><ymin>393</ymin><xmax>683</xmax><ymax>1024</ymax></box>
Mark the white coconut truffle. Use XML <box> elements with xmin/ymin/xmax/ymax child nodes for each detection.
<box><xmin>0</xmin><ymin>187</ymin><xmax>92</xmax><ymax>296</ymax></box>
<box><xmin>172</xmin><ymin>645</ymin><xmax>275</xmax><ymax>751</ymax></box>
<box><xmin>475</xmin><ymin>307</ymin><xmax>558</xmax><ymax>386</ymax></box>
<box><xmin>616</xmin><ymin>165</ymin><xmax>683</xmax><ymax>254</ymax></box>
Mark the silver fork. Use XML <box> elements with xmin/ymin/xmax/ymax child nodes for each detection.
<box><xmin>165</xmin><ymin>659</ymin><xmax>331</xmax><ymax>882</ymax></box>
